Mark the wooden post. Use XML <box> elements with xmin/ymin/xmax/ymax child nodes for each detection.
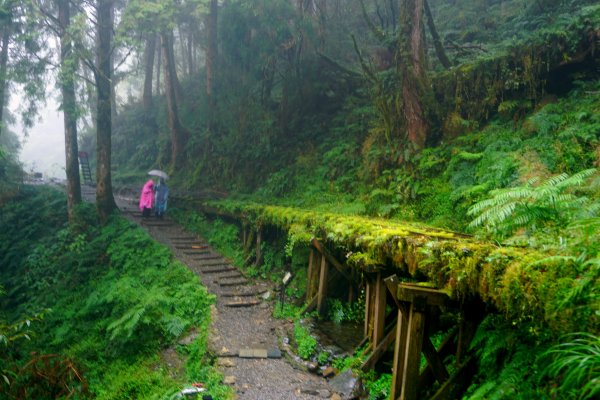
<box><xmin>372</xmin><ymin>272</ymin><xmax>387</xmax><ymax>349</ymax></box>
<box><xmin>306</xmin><ymin>249</ymin><xmax>315</xmax><ymax>300</ymax></box>
<box><xmin>317</xmin><ymin>255</ymin><xmax>329</xmax><ymax>317</ymax></box>
<box><xmin>364</xmin><ymin>277</ymin><xmax>373</xmax><ymax>338</ymax></box>
<box><xmin>391</xmin><ymin>307</ymin><xmax>408</xmax><ymax>400</ymax></box>
<box><xmin>400</xmin><ymin>301</ymin><xmax>426</xmax><ymax>400</ymax></box>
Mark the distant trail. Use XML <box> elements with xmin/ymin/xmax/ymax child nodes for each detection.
<box><xmin>97</xmin><ymin>187</ymin><xmax>333</xmax><ymax>400</ymax></box>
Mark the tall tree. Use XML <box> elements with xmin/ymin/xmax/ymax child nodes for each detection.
<box><xmin>57</xmin><ymin>0</ymin><xmax>82</xmax><ymax>222</ymax></box>
<box><xmin>142</xmin><ymin>32</ymin><xmax>156</xmax><ymax>111</ymax></box>
<box><xmin>205</xmin><ymin>0</ymin><xmax>217</xmax><ymax>130</ymax></box>
<box><xmin>397</xmin><ymin>0</ymin><xmax>428</xmax><ymax>150</ymax></box>
<box><xmin>0</xmin><ymin>10</ymin><xmax>10</xmax><ymax>140</ymax></box>
<box><xmin>95</xmin><ymin>0</ymin><xmax>117</xmax><ymax>221</ymax></box>
<box><xmin>161</xmin><ymin>29</ymin><xmax>189</xmax><ymax>170</ymax></box>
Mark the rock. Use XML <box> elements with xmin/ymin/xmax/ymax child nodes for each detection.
<box><xmin>218</xmin><ymin>358</ymin><xmax>236</xmax><ymax>367</ymax></box>
<box><xmin>300</xmin><ymin>387</ymin><xmax>319</xmax><ymax>396</ymax></box>
<box><xmin>306</xmin><ymin>362</ymin><xmax>319</xmax><ymax>372</ymax></box>
<box><xmin>322</xmin><ymin>366</ymin><xmax>337</xmax><ymax>378</ymax></box>
<box><xmin>261</xmin><ymin>291</ymin><xmax>272</xmax><ymax>300</ymax></box>
<box><xmin>330</xmin><ymin>394</ymin><xmax>342</xmax><ymax>400</ymax></box>
<box><xmin>329</xmin><ymin>369</ymin><xmax>362</xmax><ymax>399</ymax></box>
<box><xmin>318</xmin><ymin>389</ymin><xmax>331</xmax><ymax>398</ymax></box>
<box><xmin>223</xmin><ymin>375</ymin><xmax>236</xmax><ymax>385</ymax></box>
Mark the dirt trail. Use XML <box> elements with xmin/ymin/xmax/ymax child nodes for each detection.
<box><xmin>96</xmin><ymin>187</ymin><xmax>333</xmax><ymax>400</ymax></box>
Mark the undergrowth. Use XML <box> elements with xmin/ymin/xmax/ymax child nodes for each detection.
<box><xmin>0</xmin><ymin>186</ymin><xmax>230</xmax><ymax>399</ymax></box>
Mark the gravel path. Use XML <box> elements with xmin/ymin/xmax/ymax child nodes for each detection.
<box><xmin>103</xmin><ymin>189</ymin><xmax>333</xmax><ymax>400</ymax></box>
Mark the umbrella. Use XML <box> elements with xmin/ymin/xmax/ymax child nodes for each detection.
<box><xmin>148</xmin><ymin>169</ymin><xmax>169</xmax><ymax>180</ymax></box>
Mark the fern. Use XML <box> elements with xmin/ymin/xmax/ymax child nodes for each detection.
<box><xmin>468</xmin><ymin>168</ymin><xmax>597</xmax><ymax>237</ymax></box>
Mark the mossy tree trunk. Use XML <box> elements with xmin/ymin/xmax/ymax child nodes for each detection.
<box><xmin>95</xmin><ymin>0</ymin><xmax>117</xmax><ymax>223</ymax></box>
<box><xmin>58</xmin><ymin>0</ymin><xmax>82</xmax><ymax>223</ymax></box>
<box><xmin>398</xmin><ymin>0</ymin><xmax>429</xmax><ymax>150</ymax></box>
<box><xmin>161</xmin><ymin>30</ymin><xmax>189</xmax><ymax>171</ymax></box>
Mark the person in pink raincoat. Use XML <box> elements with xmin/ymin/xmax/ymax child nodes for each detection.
<box><xmin>139</xmin><ymin>179</ymin><xmax>155</xmax><ymax>217</ymax></box>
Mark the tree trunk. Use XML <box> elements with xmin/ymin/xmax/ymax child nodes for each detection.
<box><xmin>95</xmin><ymin>0</ymin><xmax>116</xmax><ymax>222</ymax></box>
<box><xmin>142</xmin><ymin>32</ymin><xmax>156</xmax><ymax>110</ymax></box>
<box><xmin>58</xmin><ymin>0</ymin><xmax>82</xmax><ymax>223</ymax></box>
<box><xmin>0</xmin><ymin>24</ymin><xmax>10</xmax><ymax>140</ymax></box>
<box><xmin>155</xmin><ymin>37</ymin><xmax>161</xmax><ymax>96</ymax></box>
<box><xmin>398</xmin><ymin>0</ymin><xmax>428</xmax><ymax>150</ymax></box>
<box><xmin>206</xmin><ymin>0</ymin><xmax>218</xmax><ymax>130</ymax></box>
<box><xmin>161</xmin><ymin>30</ymin><xmax>189</xmax><ymax>170</ymax></box>
<box><xmin>424</xmin><ymin>0</ymin><xmax>451</xmax><ymax>69</ymax></box>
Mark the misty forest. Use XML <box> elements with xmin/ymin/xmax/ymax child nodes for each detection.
<box><xmin>1</xmin><ymin>0</ymin><xmax>599</xmax><ymax>399</ymax></box>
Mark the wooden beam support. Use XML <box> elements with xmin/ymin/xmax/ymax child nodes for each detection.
<box><xmin>372</xmin><ymin>272</ymin><xmax>387</xmax><ymax>349</ymax></box>
<box><xmin>360</xmin><ymin>322</ymin><xmax>396</xmax><ymax>372</ymax></box>
<box><xmin>301</xmin><ymin>295</ymin><xmax>318</xmax><ymax>315</ymax></box>
<box><xmin>311</xmin><ymin>238</ymin><xmax>353</xmax><ymax>282</ymax></box>
<box><xmin>430</xmin><ymin>356</ymin><xmax>477</xmax><ymax>400</ymax></box>
<box><xmin>397</xmin><ymin>283</ymin><xmax>451</xmax><ymax>307</ymax></box>
<box><xmin>391</xmin><ymin>307</ymin><xmax>409</xmax><ymax>400</ymax></box>
<box><xmin>316</xmin><ymin>255</ymin><xmax>329</xmax><ymax>317</ymax></box>
<box><xmin>422</xmin><ymin>336</ymin><xmax>450</xmax><ymax>383</ymax></box>
<box><xmin>400</xmin><ymin>301</ymin><xmax>426</xmax><ymax>400</ymax></box>
<box><xmin>419</xmin><ymin>328</ymin><xmax>458</xmax><ymax>389</ymax></box>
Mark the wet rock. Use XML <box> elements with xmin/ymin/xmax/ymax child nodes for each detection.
<box><xmin>178</xmin><ymin>330</ymin><xmax>199</xmax><ymax>346</ymax></box>
<box><xmin>322</xmin><ymin>366</ymin><xmax>337</xmax><ymax>378</ymax></box>
<box><xmin>299</xmin><ymin>387</ymin><xmax>319</xmax><ymax>396</ymax></box>
<box><xmin>306</xmin><ymin>362</ymin><xmax>319</xmax><ymax>372</ymax></box>
<box><xmin>329</xmin><ymin>369</ymin><xmax>361</xmax><ymax>399</ymax></box>
<box><xmin>330</xmin><ymin>394</ymin><xmax>342</xmax><ymax>400</ymax></box>
<box><xmin>217</xmin><ymin>358</ymin><xmax>235</xmax><ymax>367</ymax></box>
<box><xmin>318</xmin><ymin>389</ymin><xmax>331</xmax><ymax>398</ymax></box>
<box><xmin>223</xmin><ymin>376</ymin><xmax>236</xmax><ymax>385</ymax></box>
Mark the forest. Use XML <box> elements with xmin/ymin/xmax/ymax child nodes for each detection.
<box><xmin>1</xmin><ymin>0</ymin><xmax>599</xmax><ymax>399</ymax></box>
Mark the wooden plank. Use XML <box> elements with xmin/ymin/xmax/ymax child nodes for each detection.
<box><xmin>397</xmin><ymin>284</ymin><xmax>451</xmax><ymax>307</ymax></box>
<box><xmin>197</xmin><ymin>261</ymin><xmax>230</xmax><ymax>267</ymax></box>
<box><xmin>372</xmin><ymin>272</ymin><xmax>387</xmax><ymax>349</ymax></box>
<box><xmin>311</xmin><ymin>239</ymin><xmax>353</xmax><ymax>283</ymax></box>
<box><xmin>422</xmin><ymin>336</ymin><xmax>450</xmax><ymax>384</ymax></box>
<box><xmin>306</xmin><ymin>249</ymin><xmax>315</xmax><ymax>300</ymax></box>
<box><xmin>360</xmin><ymin>322</ymin><xmax>396</xmax><ymax>372</ymax></box>
<box><xmin>222</xmin><ymin>290</ymin><xmax>266</xmax><ymax>298</ymax></box>
<box><xmin>419</xmin><ymin>328</ymin><xmax>458</xmax><ymax>389</ymax></box>
<box><xmin>400</xmin><ymin>302</ymin><xmax>426</xmax><ymax>400</ymax></box>
<box><xmin>215</xmin><ymin>272</ymin><xmax>243</xmax><ymax>280</ymax></box>
<box><xmin>183</xmin><ymin>250</ymin><xmax>210</xmax><ymax>255</ymax></box>
<box><xmin>301</xmin><ymin>295</ymin><xmax>318</xmax><ymax>315</ymax></box>
<box><xmin>430</xmin><ymin>356</ymin><xmax>476</xmax><ymax>400</ymax></box>
<box><xmin>316</xmin><ymin>256</ymin><xmax>329</xmax><ymax>317</ymax></box>
<box><xmin>192</xmin><ymin>255</ymin><xmax>223</xmax><ymax>261</ymax></box>
<box><xmin>391</xmin><ymin>307</ymin><xmax>409</xmax><ymax>400</ymax></box>
<box><xmin>364</xmin><ymin>278</ymin><xmax>373</xmax><ymax>338</ymax></box>
<box><xmin>384</xmin><ymin>274</ymin><xmax>401</xmax><ymax>306</ymax></box>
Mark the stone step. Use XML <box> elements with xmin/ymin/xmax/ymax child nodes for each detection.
<box><xmin>221</xmin><ymin>288</ymin><xmax>268</xmax><ymax>297</ymax></box>
<box><xmin>224</xmin><ymin>299</ymin><xmax>261</xmax><ymax>308</ymax></box>
<box><xmin>213</xmin><ymin>273</ymin><xmax>243</xmax><ymax>281</ymax></box>
<box><xmin>170</xmin><ymin>236</ymin><xmax>198</xmax><ymax>241</ymax></box>
<box><xmin>218</xmin><ymin>279</ymin><xmax>249</xmax><ymax>287</ymax></box>
<box><xmin>175</xmin><ymin>244</ymin><xmax>210</xmax><ymax>250</ymax></box>
<box><xmin>192</xmin><ymin>255</ymin><xmax>224</xmax><ymax>261</ymax></box>
<box><xmin>197</xmin><ymin>261</ymin><xmax>230</xmax><ymax>267</ymax></box>
<box><xmin>183</xmin><ymin>250</ymin><xmax>211</xmax><ymax>255</ymax></box>
<box><xmin>200</xmin><ymin>266</ymin><xmax>237</xmax><ymax>274</ymax></box>
<box><xmin>238</xmin><ymin>348</ymin><xmax>282</xmax><ymax>358</ymax></box>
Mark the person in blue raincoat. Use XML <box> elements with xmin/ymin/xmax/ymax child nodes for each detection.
<box><xmin>154</xmin><ymin>178</ymin><xmax>169</xmax><ymax>218</ymax></box>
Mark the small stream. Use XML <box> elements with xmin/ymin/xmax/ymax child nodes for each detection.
<box><xmin>312</xmin><ymin>320</ymin><xmax>364</xmax><ymax>354</ymax></box>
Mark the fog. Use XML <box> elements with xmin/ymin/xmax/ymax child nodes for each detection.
<box><xmin>11</xmin><ymin>97</ymin><xmax>66</xmax><ymax>180</ymax></box>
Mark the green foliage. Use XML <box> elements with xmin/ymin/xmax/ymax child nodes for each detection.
<box><xmin>468</xmin><ymin>168</ymin><xmax>598</xmax><ymax>238</ymax></box>
<box><xmin>362</xmin><ymin>372</ymin><xmax>392</xmax><ymax>400</ymax></box>
<box><xmin>0</xmin><ymin>187</ymin><xmax>219</xmax><ymax>398</ymax></box>
<box><xmin>327</xmin><ymin>298</ymin><xmax>364</xmax><ymax>324</ymax></box>
<box><xmin>541</xmin><ymin>333</ymin><xmax>600</xmax><ymax>400</ymax></box>
<box><xmin>294</xmin><ymin>321</ymin><xmax>317</xmax><ymax>360</ymax></box>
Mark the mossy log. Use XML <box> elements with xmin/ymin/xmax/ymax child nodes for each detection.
<box><xmin>191</xmin><ymin>199</ymin><xmax>597</xmax><ymax>335</ymax></box>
